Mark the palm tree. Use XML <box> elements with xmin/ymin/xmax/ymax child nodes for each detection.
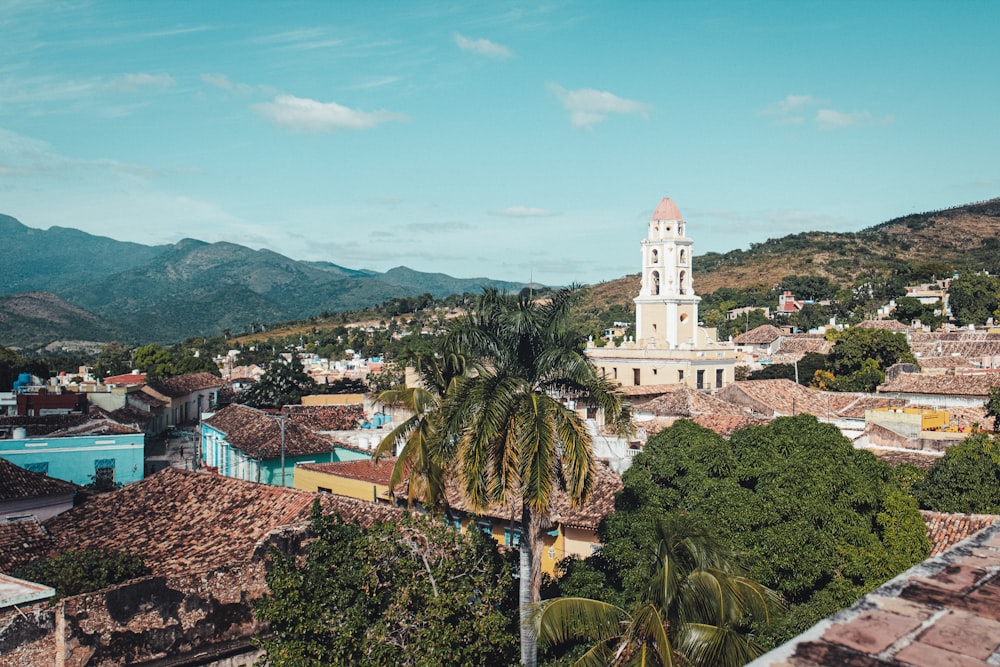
<box><xmin>372</xmin><ymin>352</ymin><xmax>470</xmax><ymax>511</ymax></box>
<box><xmin>442</xmin><ymin>288</ymin><xmax>631</xmax><ymax>667</ymax></box>
<box><xmin>533</xmin><ymin>518</ymin><xmax>783</xmax><ymax>667</ymax></box>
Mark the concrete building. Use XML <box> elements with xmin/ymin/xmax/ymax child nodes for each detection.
<box><xmin>587</xmin><ymin>197</ymin><xmax>737</xmax><ymax>391</ymax></box>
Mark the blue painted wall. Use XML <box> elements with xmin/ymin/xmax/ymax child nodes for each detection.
<box><xmin>0</xmin><ymin>434</ymin><xmax>145</xmax><ymax>486</ymax></box>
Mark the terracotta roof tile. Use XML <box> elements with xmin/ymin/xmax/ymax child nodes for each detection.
<box><xmin>0</xmin><ymin>517</ymin><xmax>56</xmax><ymax>574</ymax></box>
<box><xmin>39</xmin><ymin>468</ymin><xmax>403</xmax><ymax>579</ymax></box>
<box><xmin>879</xmin><ymin>372</ymin><xmax>1000</xmax><ymax>397</ymax></box>
<box><xmin>100</xmin><ymin>372</ymin><xmax>147</xmax><ymax>386</ymax></box>
<box><xmin>617</xmin><ymin>383</ymin><xmax>684</xmax><ymax>397</ymax></box>
<box><xmin>0</xmin><ymin>458</ymin><xmax>78</xmax><ymax>503</ymax></box>
<box><xmin>734</xmin><ymin>325</ymin><xmax>784</xmax><ymax>345</ymax></box>
<box><xmin>147</xmin><ymin>372</ymin><xmax>223</xmax><ymax>398</ymax></box>
<box><xmin>921</xmin><ymin>511</ymin><xmax>1000</xmax><ymax>556</ymax></box>
<box><xmin>641</xmin><ymin>385</ymin><xmax>749</xmax><ymax>418</ymax></box>
<box><xmin>285</xmin><ymin>404</ymin><xmax>366</xmax><ymax>431</ymax></box>
<box><xmin>299</xmin><ymin>458</ymin><xmax>397</xmax><ymax>486</ymax></box>
<box><xmin>719</xmin><ymin>380</ymin><xmax>861</xmax><ymax>418</ymax></box>
<box><xmin>203</xmin><ymin>404</ymin><xmax>334</xmax><ymax>457</ymax></box>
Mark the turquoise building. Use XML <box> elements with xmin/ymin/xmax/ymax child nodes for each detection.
<box><xmin>0</xmin><ymin>433</ymin><xmax>145</xmax><ymax>487</ymax></box>
<box><xmin>201</xmin><ymin>404</ymin><xmax>369</xmax><ymax>488</ymax></box>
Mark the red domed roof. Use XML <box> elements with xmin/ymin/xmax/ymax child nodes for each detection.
<box><xmin>651</xmin><ymin>197</ymin><xmax>682</xmax><ymax>221</ymax></box>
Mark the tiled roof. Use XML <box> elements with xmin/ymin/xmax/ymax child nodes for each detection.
<box><xmin>0</xmin><ymin>457</ymin><xmax>78</xmax><ymax>502</ymax></box>
<box><xmin>749</xmin><ymin>521</ymin><xmax>1000</xmax><ymax>666</ymax></box>
<box><xmin>910</xmin><ymin>331</ymin><xmax>1000</xmax><ymax>361</ymax></box>
<box><xmin>128</xmin><ymin>391</ymin><xmax>167</xmax><ymax>407</ymax></box>
<box><xmin>299</xmin><ymin>458</ymin><xmax>397</xmax><ymax>486</ymax></box>
<box><xmin>100</xmin><ymin>372</ymin><xmax>146</xmax><ymax>386</ymax></box>
<box><xmin>641</xmin><ymin>385</ymin><xmax>748</xmax><ymax>418</ymax></box>
<box><xmin>879</xmin><ymin>372</ymin><xmax>1000</xmax><ymax>397</ymax></box>
<box><xmin>774</xmin><ymin>334</ymin><xmax>833</xmax><ymax>355</ymax></box>
<box><xmin>864</xmin><ymin>447</ymin><xmax>942</xmax><ymax>469</ymax></box>
<box><xmin>719</xmin><ymin>380</ymin><xmax>859</xmax><ymax>418</ymax></box>
<box><xmin>733</xmin><ymin>325</ymin><xmax>784</xmax><ymax>345</ymax></box>
<box><xmin>38</xmin><ymin>468</ymin><xmax>403</xmax><ymax>579</ymax></box>
<box><xmin>203</xmin><ymin>404</ymin><xmax>334</xmax><ymax>458</ymax></box>
<box><xmin>0</xmin><ymin>409</ymin><xmax>143</xmax><ymax>437</ymax></box>
<box><xmin>617</xmin><ymin>383</ymin><xmax>683</xmax><ymax>397</ymax></box>
<box><xmin>0</xmin><ymin>517</ymin><xmax>55</xmax><ymax>574</ymax></box>
<box><xmin>921</xmin><ymin>511</ymin><xmax>999</xmax><ymax>556</ymax></box>
<box><xmin>916</xmin><ymin>355</ymin><xmax>974</xmax><ymax>369</ymax></box>
<box><xmin>442</xmin><ymin>463</ymin><xmax>622</xmax><ymax>531</ymax></box>
<box><xmin>640</xmin><ymin>415</ymin><xmax>770</xmax><ymax>438</ymax></box>
<box><xmin>285</xmin><ymin>404</ymin><xmax>366</xmax><ymax>431</ymax></box>
<box><xmin>147</xmin><ymin>372</ymin><xmax>223</xmax><ymax>398</ymax></box>
<box><xmin>855</xmin><ymin>319</ymin><xmax>910</xmax><ymax>331</ymax></box>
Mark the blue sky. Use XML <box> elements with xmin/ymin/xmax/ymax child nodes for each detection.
<box><xmin>2</xmin><ymin>1</ymin><xmax>998</xmax><ymax>286</ymax></box>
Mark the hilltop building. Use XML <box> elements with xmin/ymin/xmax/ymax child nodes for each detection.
<box><xmin>587</xmin><ymin>197</ymin><xmax>737</xmax><ymax>391</ymax></box>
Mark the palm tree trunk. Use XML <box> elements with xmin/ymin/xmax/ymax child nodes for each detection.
<box><xmin>519</xmin><ymin>505</ymin><xmax>544</xmax><ymax>667</ymax></box>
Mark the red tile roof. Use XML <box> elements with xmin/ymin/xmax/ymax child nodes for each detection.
<box><xmin>147</xmin><ymin>372</ymin><xmax>223</xmax><ymax>398</ymax></box>
<box><xmin>0</xmin><ymin>457</ymin><xmax>78</xmax><ymax>503</ymax></box>
<box><xmin>855</xmin><ymin>319</ymin><xmax>910</xmax><ymax>331</ymax></box>
<box><xmin>203</xmin><ymin>403</ymin><xmax>334</xmax><ymax>457</ymax></box>
<box><xmin>0</xmin><ymin>517</ymin><xmax>56</xmax><ymax>574</ymax></box>
<box><xmin>879</xmin><ymin>372</ymin><xmax>1000</xmax><ymax>397</ymax></box>
<box><xmin>641</xmin><ymin>385</ymin><xmax>749</xmax><ymax>418</ymax></box>
<box><xmin>299</xmin><ymin>458</ymin><xmax>397</xmax><ymax>486</ymax></box>
<box><xmin>37</xmin><ymin>468</ymin><xmax>403</xmax><ymax>579</ymax></box>
<box><xmin>100</xmin><ymin>372</ymin><xmax>147</xmax><ymax>386</ymax></box>
<box><xmin>733</xmin><ymin>325</ymin><xmax>784</xmax><ymax>345</ymax></box>
<box><xmin>921</xmin><ymin>511</ymin><xmax>999</xmax><ymax>556</ymax></box>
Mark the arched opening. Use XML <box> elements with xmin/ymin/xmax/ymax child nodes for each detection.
<box><xmin>679</xmin><ymin>270</ymin><xmax>686</xmax><ymax>294</ymax></box>
<box><xmin>651</xmin><ymin>271</ymin><xmax>661</xmax><ymax>295</ymax></box>
<box><xmin>651</xmin><ymin>249</ymin><xmax>659</xmax><ymax>264</ymax></box>
<box><xmin>679</xmin><ymin>249</ymin><xmax>686</xmax><ymax>264</ymax></box>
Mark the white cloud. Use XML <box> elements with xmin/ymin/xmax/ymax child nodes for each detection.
<box><xmin>816</xmin><ymin>108</ymin><xmax>895</xmax><ymax>129</ymax></box>
<box><xmin>548</xmin><ymin>83</ymin><xmax>650</xmax><ymax>128</ymax></box>
<box><xmin>490</xmin><ymin>206</ymin><xmax>558</xmax><ymax>218</ymax></box>
<box><xmin>760</xmin><ymin>94</ymin><xmax>827</xmax><ymax>124</ymax></box>
<box><xmin>454</xmin><ymin>33</ymin><xmax>511</xmax><ymax>58</ymax></box>
<box><xmin>252</xmin><ymin>94</ymin><xmax>407</xmax><ymax>133</ymax></box>
<box><xmin>108</xmin><ymin>73</ymin><xmax>176</xmax><ymax>92</ymax></box>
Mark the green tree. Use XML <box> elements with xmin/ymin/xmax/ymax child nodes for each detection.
<box><xmin>241</xmin><ymin>355</ymin><xmax>317</xmax><ymax>408</ymax></box>
<box><xmin>254</xmin><ymin>506</ymin><xmax>518</xmax><ymax>666</ymax></box>
<box><xmin>93</xmin><ymin>342</ymin><xmax>132</xmax><ymax>379</ymax></box>
<box><xmin>534</xmin><ymin>517</ymin><xmax>782</xmax><ymax>667</ymax></box>
<box><xmin>15</xmin><ymin>548</ymin><xmax>149</xmax><ymax>599</ymax></box>
<box><xmin>912</xmin><ymin>433</ymin><xmax>1000</xmax><ymax>513</ymax></box>
<box><xmin>987</xmin><ymin>387</ymin><xmax>1000</xmax><ymax>433</ymax></box>
<box><xmin>949</xmin><ymin>273</ymin><xmax>1000</xmax><ymax>326</ymax></box>
<box><xmin>443</xmin><ymin>288</ymin><xmax>631</xmax><ymax>667</ymax></box>
<box><xmin>825</xmin><ymin>327</ymin><xmax>916</xmax><ymax>391</ymax></box>
<box><xmin>558</xmin><ymin>417</ymin><xmax>928</xmax><ymax>648</ymax></box>
<box><xmin>373</xmin><ymin>353</ymin><xmax>472</xmax><ymax>510</ymax></box>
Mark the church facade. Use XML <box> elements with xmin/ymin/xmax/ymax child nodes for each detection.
<box><xmin>586</xmin><ymin>197</ymin><xmax>737</xmax><ymax>391</ymax></box>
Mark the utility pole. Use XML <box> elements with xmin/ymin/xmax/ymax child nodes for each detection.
<box><xmin>279</xmin><ymin>412</ymin><xmax>287</xmax><ymax>487</ymax></box>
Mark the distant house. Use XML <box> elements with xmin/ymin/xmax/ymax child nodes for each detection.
<box><xmin>0</xmin><ymin>409</ymin><xmax>145</xmax><ymax>487</ymax></box>
<box><xmin>877</xmin><ymin>371</ymin><xmax>1000</xmax><ymax>408</ymax></box>
<box><xmin>142</xmin><ymin>372</ymin><xmax>223</xmax><ymax>428</ymax></box>
<box><xmin>0</xmin><ymin>457</ymin><xmax>78</xmax><ymax>522</ymax></box>
<box><xmin>201</xmin><ymin>403</ymin><xmax>367</xmax><ymax>487</ymax></box>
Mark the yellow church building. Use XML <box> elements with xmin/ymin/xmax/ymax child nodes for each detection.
<box><xmin>587</xmin><ymin>197</ymin><xmax>737</xmax><ymax>391</ymax></box>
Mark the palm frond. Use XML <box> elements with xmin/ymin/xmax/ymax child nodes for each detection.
<box><xmin>532</xmin><ymin>597</ymin><xmax>628</xmax><ymax>647</ymax></box>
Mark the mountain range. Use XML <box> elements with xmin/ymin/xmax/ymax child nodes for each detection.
<box><xmin>4</xmin><ymin>197</ymin><xmax>999</xmax><ymax>350</ymax></box>
<box><xmin>0</xmin><ymin>214</ymin><xmax>524</xmax><ymax>349</ymax></box>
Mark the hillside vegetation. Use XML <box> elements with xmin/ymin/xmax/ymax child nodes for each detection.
<box><xmin>577</xmin><ymin>198</ymin><xmax>1000</xmax><ymax>313</ymax></box>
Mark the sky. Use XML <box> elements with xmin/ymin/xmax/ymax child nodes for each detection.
<box><xmin>2</xmin><ymin>1</ymin><xmax>998</xmax><ymax>286</ymax></box>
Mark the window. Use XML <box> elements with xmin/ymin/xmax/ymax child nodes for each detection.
<box><xmin>696</xmin><ymin>370</ymin><xmax>705</xmax><ymax>390</ymax></box>
<box><xmin>504</xmin><ymin>527</ymin><xmax>521</xmax><ymax>547</ymax></box>
<box><xmin>633</xmin><ymin>368</ymin><xmax>641</xmax><ymax>386</ymax></box>
<box><xmin>651</xmin><ymin>249</ymin><xmax>659</xmax><ymax>264</ymax></box>
<box><xmin>678</xmin><ymin>370</ymin><xmax>684</xmax><ymax>381</ymax></box>
<box><xmin>24</xmin><ymin>462</ymin><xmax>49</xmax><ymax>474</ymax></box>
<box><xmin>317</xmin><ymin>487</ymin><xmax>332</xmax><ymax>493</ymax></box>
<box><xmin>716</xmin><ymin>369</ymin><xmax>724</xmax><ymax>389</ymax></box>
<box><xmin>651</xmin><ymin>271</ymin><xmax>661</xmax><ymax>295</ymax></box>
<box><xmin>94</xmin><ymin>458</ymin><xmax>116</xmax><ymax>486</ymax></box>
<box><xmin>679</xmin><ymin>270</ymin><xmax>687</xmax><ymax>294</ymax></box>
<box><xmin>478</xmin><ymin>521</ymin><xmax>493</xmax><ymax>536</ymax></box>
<box><xmin>679</xmin><ymin>249</ymin><xmax>686</xmax><ymax>264</ymax></box>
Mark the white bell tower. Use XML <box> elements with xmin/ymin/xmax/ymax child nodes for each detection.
<box><xmin>634</xmin><ymin>197</ymin><xmax>699</xmax><ymax>348</ymax></box>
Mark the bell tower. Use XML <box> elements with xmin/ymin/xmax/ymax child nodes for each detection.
<box><xmin>634</xmin><ymin>197</ymin><xmax>699</xmax><ymax>348</ymax></box>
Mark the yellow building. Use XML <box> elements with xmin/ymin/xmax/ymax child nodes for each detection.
<box><xmin>294</xmin><ymin>457</ymin><xmax>623</xmax><ymax>575</ymax></box>
<box><xmin>587</xmin><ymin>197</ymin><xmax>738</xmax><ymax>391</ymax></box>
